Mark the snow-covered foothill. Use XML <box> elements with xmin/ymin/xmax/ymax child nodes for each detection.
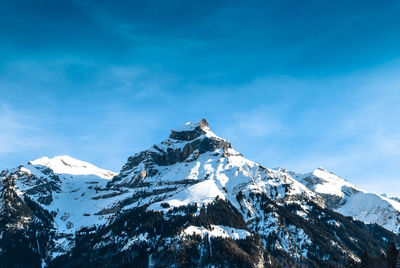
<box><xmin>30</xmin><ymin>155</ymin><xmax>117</xmax><ymax>179</ymax></box>
<box><xmin>295</xmin><ymin>167</ymin><xmax>400</xmax><ymax>234</ymax></box>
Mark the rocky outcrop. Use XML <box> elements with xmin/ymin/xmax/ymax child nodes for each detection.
<box><xmin>1</xmin><ymin>119</ymin><xmax>400</xmax><ymax>267</ymax></box>
<box><xmin>0</xmin><ymin>174</ymin><xmax>32</xmax><ymax>230</ymax></box>
<box><xmin>111</xmin><ymin>119</ymin><xmax>233</xmax><ymax>186</ymax></box>
<box><xmin>169</xmin><ymin>118</ymin><xmax>210</xmax><ymax>141</ymax></box>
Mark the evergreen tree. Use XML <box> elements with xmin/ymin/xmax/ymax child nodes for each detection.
<box><xmin>386</xmin><ymin>242</ymin><xmax>399</xmax><ymax>268</ymax></box>
<box><xmin>360</xmin><ymin>251</ymin><xmax>371</xmax><ymax>268</ymax></box>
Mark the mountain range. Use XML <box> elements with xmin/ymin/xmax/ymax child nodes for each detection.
<box><xmin>1</xmin><ymin>119</ymin><xmax>399</xmax><ymax>267</ymax></box>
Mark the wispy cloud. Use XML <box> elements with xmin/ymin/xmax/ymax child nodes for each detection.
<box><xmin>1</xmin><ymin>0</ymin><xmax>400</xmax><ymax>194</ymax></box>
<box><xmin>0</xmin><ymin>104</ymin><xmax>46</xmax><ymax>153</ymax></box>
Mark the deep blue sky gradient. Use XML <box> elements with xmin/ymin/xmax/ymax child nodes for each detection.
<box><xmin>1</xmin><ymin>0</ymin><xmax>400</xmax><ymax>194</ymax></box>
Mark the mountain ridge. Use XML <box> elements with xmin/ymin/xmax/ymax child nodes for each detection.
<box><xmin>0</xmin><ymin>119</ymin><xmax>399</xmax><ymax>267</ymax></box>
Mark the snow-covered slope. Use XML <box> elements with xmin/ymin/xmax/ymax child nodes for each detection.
<box><xmin>0</xmin><ymin>119</ymin><xmax>399</xmax><ymax>267</ymax></box>
<box><xmin>95</xmin><ymin>119</ymin><xmax>397</xmax><ymax>265</ymax></box>
<box><xmin>382</xmin><ymin>193</ymin><xmax>400</xmax><ymax>203</ymax></box>
<box><xmin>109</xmin><ymin>119</ymin><xmax>319</xmax><ymax>215</ymax></box>
<box><xmin>1</xmin><ymin>156</ymin><xmax>119</xmax><ymax>257</ymax></box>
<box><xmin>297</xmin><ymin>168</ymin><xmax>360</xmax><ymax>198</ymax></box>
<box><xmin>29</xmin><ymin>155</ymin><xmax>116</xmax><ymax>179</ymax></box>
<box><xmin>296</xmin><ymin>168</ymin><xmax>400</xmax><ymax>234</ymax></box>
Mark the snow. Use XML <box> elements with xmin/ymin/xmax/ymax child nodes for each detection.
<box><xmin>297</xmin><ymin>167</ymin><xmax>359</xmax><ymax>197</ymax></box>
<box><xmin>381</xmin><ymin>193</ymin><xmax>400</xmax><ymax>202</ymax></box>
<box><xmin>122</xmin><ymin>233</ymin><xmax>149</xmax><ymax>250</ymax></box>
<box><xmin>150</xmin><ymin>179</ymin><xmax>226</xmax><ymax>210</ymax></box>
<box><xmin>273</xmin><ymin>224</ymin><xmax>311</xmax><ymax>259</ymax></box>
<box><xmin>312</xmin><ymin>168</ymin><xmax>354</xmax><ymax>196</ymax></box>
<box><xmin>327</xmin><ymin>220</ymin><xmax>341</xmax><ymax>228</ymax></box>
<box><xmin>286</xmin><ymin>225</ymin><xmax>311</xmax><ymax>258</ymax></box>
<box><xmin>173</xmin><ymin>120</ymin><xmax>209</xmax><ymax>132</ymax></box>
<box><xmin>3</xmin><ymin>119</ymin><xmax>400</xmax><ymax>264</ymax></box>
<box><xmin>19</xmin><ymin>167</ymin><xmax>31</xmax><ymax>175</ymax></box>
<box><xmin>135</xmin><ymin>132</ymin><xmax>321</xmax><ymax>221</ymax></box>
<box><xmin>12</xmin><ymin>158</ymin><xmax>123</xmax><ymax>239</ymax></box>
<box><xmin>336</xmin><ymin>192</ymin><xmax>400</xmax><ymax>233</ymax></box>
<box><xmin>169</xmin><ymin>119</ymin><xmax>221</xmax><ymax>140</ymax></box>
<box><xmin>30</xmin><ymin>155</ymin><xmax>117</xmax><ymax>179</ymax></box>
<box><xmin>183</xmin><ymin>225</ymin><xmax>251</xmax><ymax>240</ymax></box>
<box><xmin>144</xmin><ymin>147</ymin><xmax>317</xmax><ymax>214</ymax></box>
<box><xmin>295</xmin><ymin>167</ymin><xmax>400</xmax><ymax>233</ymax></box>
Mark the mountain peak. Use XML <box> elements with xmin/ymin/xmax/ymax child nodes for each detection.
<box><xmin>316</xmin><ymin>167</ymin><xmax>328</xmax><ymax>172</ymax></box>
<box><xmin>29</xmin><ymin>155</ymin><xmax>116</xmax><ymax>179</ymax></box>
<box><xmin>178</xmin><ymin>118</ymin><xmax>210</xmax><ymax>131</ymax></box>
<box><xmin>169</xmin><ymin>118</ymin><xmax>212</xmax><ymax>141</ymax></box>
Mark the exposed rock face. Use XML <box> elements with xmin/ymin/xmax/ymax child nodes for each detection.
<box><xmin>296</xmin><ymin>168</ymin><xmax>400</xmax><ymax>234</ymax></box>
<box><xmin>169</xmin><ymin>118</ymin><xmax>210</xmax><ymax>141</ymax></box>
<box><xmin>1</xmin><ymin>119</ymin><xmax>400</xmax><ymax>268</ymax></box>
<box><xmin>0</xmin><ymin>174</ymin><xmax>32</xmax><ymax>230</ymax></box>
<box><xmin>112</xmin><ymin>119</ymin><xmax>233</xmax><ymax>186</ymax></box>
<box><xmin>0</xmin><ymin>173</ymin><xmax>54</xmax><ymax>268</ymax></box>
<box><xmin>121</xmin><ymin>137</ymin><xmax>230</xmax><ymax>169</ymax></box>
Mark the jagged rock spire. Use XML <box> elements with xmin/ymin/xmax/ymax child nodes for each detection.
<box><xmin>114</xmin><ymin>118</ymin><xmax>233</xmax><ymax>183</ymax></box>
<box><xmin>169</xmin><ymin>118</ymin><xmax>210</xmax><ymax>141</ymax></box>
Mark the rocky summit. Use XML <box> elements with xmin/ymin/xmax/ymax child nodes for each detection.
<box><xmin>0</xmin><ymin>119</ymin><xmax>399</xmax><ymax>268</ymax></box>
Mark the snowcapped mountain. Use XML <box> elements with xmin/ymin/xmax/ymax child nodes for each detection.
<box><xmin>0</xmin><ymin>156</ymin><xmax>118</xmax><ymax>260</ymax></box>
<box><xmin>13</xmin><ymin>156</ymin><xmax>117</xmax><ymax>233</ymax></box>
<box><xmin>110</xmin><ymin>119</ymin><xmax>318</xmax><ymax>212</ymax></box>
<box><xmin>295</xmin><ymin>168</ymin><xmax>400</xmax><ymax>234</ymax></box>
<box><xmin>29</xmin><ymin>155</ymin><xmax>116</xmax><ymax>179</ymax></box>
<box><xmin>0</xmin><ymin>119</ymin><xmax>399</xmax><ymax>267</ymax></box>
<box><xmin>381</xmin><ymin>193</ymin><xmax>400</xmax><ymax>203</ymax></box>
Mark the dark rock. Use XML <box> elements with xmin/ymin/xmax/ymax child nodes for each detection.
<box><xmin>169</xmin><ymin>118</ymin><xmax>209</xmax><ymax>141</ymax></box>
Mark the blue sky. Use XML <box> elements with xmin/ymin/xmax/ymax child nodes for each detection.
<box><xmin>1</xmin><ymin>0</ymin><xmax>400</xmax><ymax>194</ymax></box>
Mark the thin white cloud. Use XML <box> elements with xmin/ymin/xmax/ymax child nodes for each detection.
<box><xmin>0</xmin><ymin>104</ymin><xmax>45</xmax><ymax>153</ymax></box>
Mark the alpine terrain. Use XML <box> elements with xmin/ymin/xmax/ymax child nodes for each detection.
<box><xmin>1</xmin><ymin>119</ymin><xmax>399</xmax><ymax>268</ymax></box>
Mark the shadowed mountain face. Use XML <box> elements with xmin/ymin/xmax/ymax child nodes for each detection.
<box><xmin>0</xmin><ymin>119</ymin><xmax>399</xmax><ymax>267</ymax></box>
